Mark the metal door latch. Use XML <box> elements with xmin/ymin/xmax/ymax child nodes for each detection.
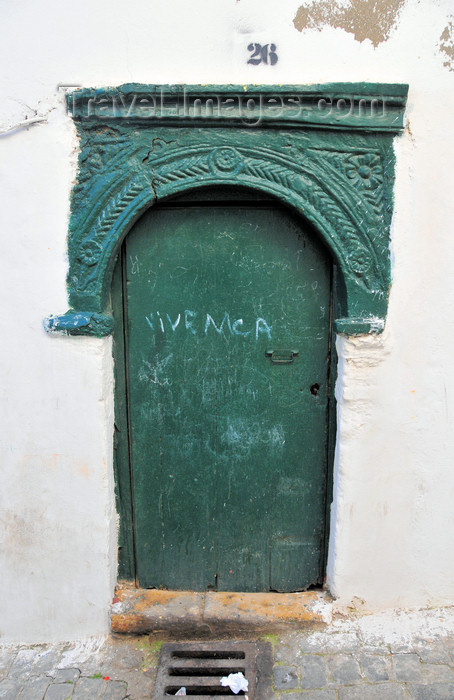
<box><xmin>265</xmin><ymin>349</ymin><xmax>299</xmax><ymax>364</ymax></box>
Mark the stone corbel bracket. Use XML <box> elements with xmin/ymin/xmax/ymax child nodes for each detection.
<box><xmin>45</xmin><ymin>83</ymin><xmax>408</xmax><ymax>337</ymax></box>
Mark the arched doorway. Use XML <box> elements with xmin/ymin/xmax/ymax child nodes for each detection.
<box><xmin>112</xmin><ymin>189</ymin><xmax>335</xmax><ymax>591</ymax></box>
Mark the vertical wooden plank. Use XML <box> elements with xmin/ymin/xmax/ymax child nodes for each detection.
<box><xmin>212</xmin><ymin>207</ymin><xmax>331</xmax><ymax>592</ymax></box>
<box><xmin>111</xmin><ymin>251</ymin><xmax>136</xmax><ymax>580</ymax></box>
<box><xmin>322</xmin><ymin>264</ymin><xmax>339</xmax><ymax>577</ymax></box>
<box><xmin>125</xmin><ymin>209</ymin><xmax>220</xmax><ymax>589</ymax></box>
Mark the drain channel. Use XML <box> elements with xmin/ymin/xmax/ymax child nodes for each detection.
<box><xmin>154</xmin><ymin>641</ymin><xmax>272</xmax><ymax>699</ymax></box>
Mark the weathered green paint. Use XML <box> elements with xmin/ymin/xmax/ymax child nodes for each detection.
<box><xmin>44</xmin><ymin>311</ymin><xmax>114</xmax><ymax>336</ymax></box>
<box><xmin>115</xmin><ymin>201</ymin><xmax>332</xmax><ymax>591</ymax></box>
<box><xmin>335</xmin><ymin>316</ymin><xmax>384</xmax><ymax>334</ymax></box>
<box><xmin>67</xmin><ymin>83</ymin><xmax>407</xmax><ymax>131</ymax></box>
<box><xmin>44</xmin><ymin>83</ymin><xmax>408</xmax><ymax>337</ymax></box>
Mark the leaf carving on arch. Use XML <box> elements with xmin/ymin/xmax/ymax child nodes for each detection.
<box><xmin>67</xmin><ymin>134</ymin><xmax>394</xmax><ymax>323</ymax></box>
<box><xmin>72</xmin><ymin>173</ymin><xmax>151</xmax><ymax>293</ymax></box>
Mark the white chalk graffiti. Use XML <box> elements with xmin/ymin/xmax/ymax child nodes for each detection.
<box><xmin>145</xmin><ymin>310</ymin><xmax>272</xmax><ymax>340</ymax></box>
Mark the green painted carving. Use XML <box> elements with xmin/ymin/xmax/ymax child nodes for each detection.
<box><xmin>45</xmin><ymin>83</ymin><xmax>408</xmax><ymax>337</ymax></box>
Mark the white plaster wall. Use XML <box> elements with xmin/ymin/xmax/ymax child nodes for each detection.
<box><xmin>1</xmin><ymin>0</ymin><xmax>453</xmax><ymax>640</ymax></box>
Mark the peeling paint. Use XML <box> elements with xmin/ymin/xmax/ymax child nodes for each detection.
<box><xmin>440</xmin><ymin>21</ymin><xmax>454</xmax><ymax>71</ymax></box>
<box><xmin>293</xmin><ymin>0</ymin><xmax>406</xmax><ymax>47</ymax></box>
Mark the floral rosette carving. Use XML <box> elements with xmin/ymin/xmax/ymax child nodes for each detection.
<box><xmin>208</xmin><ymin>147</ymin><xmax>242</xmax><ymax>175</ymax></box>
<box><xmin>75</xmin><ymin>239</ymin><xmax>104</xmax><ymax>292</ymax></box>
<box><xmin>345</xmin><ymin>153</ymin><xmax>382</xmax><ymax>191</ymax></box>
<box><xmin>346</xmin><ymin>234</ymin><xmax>373</xmax><ymax>276</ymax></box>
<box><xmin>77</xmin><ymin>239</ymin><xmax>103</xmax><ymax>267</ymax></box>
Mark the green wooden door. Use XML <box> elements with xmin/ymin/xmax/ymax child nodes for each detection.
<box><xmin>115</xmin><ymin>200</ymin><xmax>332</xmax><ymax>592</ymax></box>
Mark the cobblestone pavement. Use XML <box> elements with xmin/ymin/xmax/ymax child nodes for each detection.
<box><xmin>271</xmin><ymin>629</ymin><xmax>454</xmax><ymax>699</ymax></box>
<box><xmin>0</xmin><ymin>637</ymin><xmax>154</xmax><ymax>700</ymax></box>
<box><xmin>2</xmin><ymin>612</ymin><xmax>454</xmax><ymax>699</ymax></box>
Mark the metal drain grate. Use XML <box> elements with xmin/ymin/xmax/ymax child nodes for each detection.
<box><xmin>154</xmin><ymin>640</ymin><xmax>272</xmax><ymax>698</ymax></box>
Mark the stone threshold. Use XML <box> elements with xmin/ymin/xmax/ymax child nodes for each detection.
<box><xmin>111</xmin><ymin>582</ymin><xmax>331</xmax><ymax>636</ymax></box>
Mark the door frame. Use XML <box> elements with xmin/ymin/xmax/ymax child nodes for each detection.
<box><xmin>111</xmin><ymin>190</ymin><xmax>338</xmax><ymax>585</ymax></box>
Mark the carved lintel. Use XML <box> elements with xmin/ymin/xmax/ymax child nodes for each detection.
<box><xmin>66</xmin><ymin>83</ymin><xmax>408</xmax><ymax>133</ymax></box>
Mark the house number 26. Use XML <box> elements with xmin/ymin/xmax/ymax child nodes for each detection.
<box><xmin>247</xmin><ymin>43</ymin><xmax>278</xmax><ymax>66</ymax></box>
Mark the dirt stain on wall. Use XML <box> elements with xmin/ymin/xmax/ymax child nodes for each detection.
<box><xmin>293</xmin><ymin>0</ymin><xmax>406</xmax><ymax>47</ymax></box>
<box><xmin>440</xmin><ymin>21</ymin><xmax>454</xmax><ymax>71</ymax></box>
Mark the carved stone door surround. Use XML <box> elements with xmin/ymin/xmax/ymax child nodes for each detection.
<box><xmin>45</xmin><ymin>83</ymin><xmax>408</xmax><ymax>336</ymax></box>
